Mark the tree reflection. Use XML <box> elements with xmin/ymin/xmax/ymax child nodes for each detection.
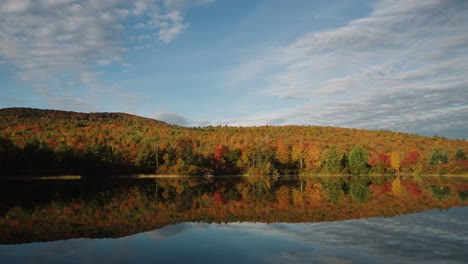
<box><xmin>0</xmin><ymin>176</ymin><xmax>467</xmax><ymax>244</ymax></box>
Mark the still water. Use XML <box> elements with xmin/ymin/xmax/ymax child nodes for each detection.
<box><xmin>0</xmin><ymin>176</ymin><xmax>467</xmax><ymax>263</ymax></box>
<box><xmin>1</xmin><ymin>208</ymin><xmax>467</xmax><ymax>263</ymax></box>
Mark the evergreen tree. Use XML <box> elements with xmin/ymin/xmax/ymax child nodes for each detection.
<box><xmin>325</xmin><ymin>145</ymin><xmax>341</xmax><ymax>173</ymax></box>
<box><xmin>348</xmin><ymin>146</ymin><xmax>368</xmax><ymax>175</ymax></box>
<box><xmin>455</xmin><ymin>148</ymin><xmax>465</xmax><ymax>160</ymax></box>
<box><xmin>428</xmin><ymin>149</ymin><xmax>448</xmax><ymax>165</ymax></box>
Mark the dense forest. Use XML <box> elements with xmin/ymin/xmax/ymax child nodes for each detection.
<box><xmin>0</xmin><ymin>107</ymin><xmax>466</xmax><ymax>177</ymax></box>
<box><xmin>1</xmin><ymin>176</ymin><xmax>467</xmax><ymax>244</ymax></box>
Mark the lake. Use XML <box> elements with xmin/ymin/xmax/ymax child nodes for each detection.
<box><xmin>1</xmin><ymin>176</ymin><xmax>467</xmax><ymax>263</ymax></box>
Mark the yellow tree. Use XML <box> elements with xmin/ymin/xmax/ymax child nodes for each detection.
<box><xmin>291</xmin><ymin>144</ymin><xmax>306</xmax><ymax>170</ymax></box>
<box><xmin>276</xmin><ymin>142</ymin><xmax>291</xmax><ymax>165</ymax></box>
<box><xmin>305</xmin><ymin>144</ymin><xmax>322</xmax><ymax>170</ymax></box>
<box><xmin>391</xmin><ymin>152</ymin><xmax>401</xmax><ymax>172</ymax></box>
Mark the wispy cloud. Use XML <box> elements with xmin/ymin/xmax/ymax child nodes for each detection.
<box><xmin>0</xmin><ymin>97</ymin><xmax>25</xmax><ymax>105</ymax></box>
<box><xmin>157</xmin><ymin>11</ymin><xmax>188</xmax><ymax>43</ymax></box>
<box><xmin>0</xmin><ymin>0</ymin><xmax>212</xmax><ymax>111</ymax></box>
<box><xmin>228</xmin><ymin>0</ymin><xmax>468</xmax><ymax>137</ymax></box>
<box><xmin>0</xmin><ymin>0</ymin><xmax>200</xmax><ymax>76</ymax></box>
<box><xmin>0</xmin><ymin>0</ymin><xmax>126</xmax><ymax>80</ymax></box>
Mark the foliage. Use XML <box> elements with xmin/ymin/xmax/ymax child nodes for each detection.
<box><xmin>325</xmin><ymin>146</ymin><xmax>342</xmax><ymax>173</ymax></box>
<box><xmin>390</xmin><ymin>152</ymin><xmax>401</xmax><ymax>172</ymax></box>
<box><xmin>0</xmin><ymin>107</ymin><xmax>467</xmax><ymax>177</ymax></box>
<box><xmin>348</xmin><ymin>146</ymin><xmax>369</xmax><ymax>175</ymax></box>
<box><xmin>455</xmin><ymin>148</ymin><xmax>465</xmax><ymax>160</ymax></box>
<box><xmin>428</xmin><ymin>149</ymin><xmax>449</xmax><ymax>165</ymax></box>
<box><xmin>401</xmin><ymin>151</ymin><xmax>420</xmax><ymax>171</ymax></box>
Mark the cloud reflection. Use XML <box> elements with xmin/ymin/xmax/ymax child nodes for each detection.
<box><xmin>1</xmin><ymin>207</ymin><xmax>466</xmax><ymax>264</ymax></box>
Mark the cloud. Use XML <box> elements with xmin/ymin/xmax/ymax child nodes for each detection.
<box><xmin>0</xmin><ymin>0</ymin><xmax>128</xmax><ymax>80</ymax></box>
<box><xmin>146</xmin><ymin>223</ymin><xmax>191</xmax><ymax>239</ymax></box>
<box><xmin>0</xmin><ymin>97</ymin><xmax>25</xmax><ymax>105</ymax></box>
<box><xmin>228</xmin><ymin>0</ymin><xmax>468</xmax><ymax>138</ymax></box>
<box><xmin>212</xmin><ymin>208</ymin><xmax>468</xmax><ymax>264</ymax></box>
<box><xmin>153</xmin><ymin>111</ymin><xmax>192</xmax><ymax>126</ymax></box>
<box><xmin>157</xmin><ymin>11</ymin><xmax>188</xmax><ymax>43</ymax></box>
<box><xmin>0</xmin><ymin>0</ymin><xmax>212</xmax><ymax>111</ymax></box>
<box><xmin>0</xmin><ymin>0</ymin><xmax>199</xmax><ymax>78</ymax></box>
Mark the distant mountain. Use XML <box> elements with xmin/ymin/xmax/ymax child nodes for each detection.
<box><xmin>0</xmin><ymin>107</ymin><xmax>466</xmax><ymax>177</ymax></box>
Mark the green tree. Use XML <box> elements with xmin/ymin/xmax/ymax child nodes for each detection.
<box><xmin>455</xmin><ymin>148</ymin><xmax>465</xmax><ymax>160</ymax></box>
<box><xmin>325</xmin><ymin>145</ymin><xmax>341</xmax><ymax>173</ymax></box>
<box><xmin>348</xmin><ymin>146</ymin><xmax>369</xmax><ymax>175</ymax></box>
<box><xmin>428</xmin><ymin>149</ymin><xmax>448</xmax><ymax>165</ymax></box>
<box><xmin>135</xmin><ymin>147</ymin><xmax>156</xmax><ymax>173</ymax></box>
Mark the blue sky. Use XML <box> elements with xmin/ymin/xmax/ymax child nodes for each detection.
<box><xmin>1</xmin><ymin>0</ymin><xmax>467</xmax><ymax>139</ymax></box>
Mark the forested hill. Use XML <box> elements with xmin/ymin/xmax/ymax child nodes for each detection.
<box><xmin>0</xmin><ymin>107</ymin><xmax>466</xmax><ymax>177</ymax></box>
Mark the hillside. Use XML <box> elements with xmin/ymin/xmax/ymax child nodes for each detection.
<box><xmin>0</xmin><ymin>107</ymin><xmax>466</xmax><ymax>177</ymax></box>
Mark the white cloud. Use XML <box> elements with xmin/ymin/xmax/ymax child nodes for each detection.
<box><xmin>0</xmin><ymin>0</ymin><xmax>31</xmax><ymax>13</ymax></box>
<box><xmin>0</xmin><ymin>0</ymin><xmax>215</xmax><ymax>113</ymax></box>
<box><xmin>228</xmin><ymin>0</ymin><xmax>468</xmax><ymax>138</ymax></box>
<box><xmin>156</xmin><ymin>11</ymin><xmax>188</xmax><ymax>43</ymax></box>
<box><xmin>0</xmin><ymin>0</ymin><xmax>197</xmax><ymax>79</ymax></box>
<box><xmin>0</xmin><ymin>0</ymin><xmax>128</xmax><ymax>80</ymax></box>
<box><xmin>153</xmin><ymin>111</ymin><xmax>192</xmax><ymax>126</ymax></box>
<box><xmin>132</xmin><ymin>0</ymin><xmax>150</xmax><ymax>16</ymax></box>
<box><xmin>0</xmin><ymin>0</ymin><xmax>211</xmax><ymax>78</ymax></box>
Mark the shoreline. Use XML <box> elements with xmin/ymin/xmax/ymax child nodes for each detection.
<box><xmin>0</xmin><ymin>173</ymin><xmax>467</xmax><ymax>180</ymax></box>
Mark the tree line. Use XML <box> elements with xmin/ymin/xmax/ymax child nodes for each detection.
<box><xmin>0</xmin><ymin>107</ymin><xmax>466</xmax><ymax>177</ymax></box>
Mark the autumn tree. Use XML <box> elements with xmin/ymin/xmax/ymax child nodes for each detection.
<box><xmin>390</xmin><ymin>152</ymin><xmax>401</xmax><ymax>172</ymax></box>
<box><xmin>304</xmin><ymin>144</ymin><xmax>322</xmax><ymax>171</ymax></box>
<box><xmin>275</xmin><ymin>142</ymin><xmax>291</xmax><ymax>165</ymax></box>
<box><xmin>213</xmin><ymin>145</ymin><xmax>240</xmax><ymax>174</ymax></box>
<box><xmin>369</xmin><ymin>153</ymin><xmax>390</xmax><ymax>174</ymax></box>
<box><xmin>291</xmin><ymin>144</ymin><xmax>306</xmax><ymax>170</ymax></box>
<box><xmin>213</xmin><ymin>145</ymin><xmax>229</xmax><ymax>172</ymax></box>
<box><xmin>401</xmin><ymin>150</ymin><xmax>419</xmax><ymax>171</ymax></box>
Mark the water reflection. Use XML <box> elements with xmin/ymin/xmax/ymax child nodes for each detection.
<box><xmin>0</xmin><ymin>176</ymin><xmax>467</xmax><ymax>244</ymax></box>
<box><xmin>1</xmin><ymin>207</ymin><xmax>467</xmax><ymax>263</ymax></box>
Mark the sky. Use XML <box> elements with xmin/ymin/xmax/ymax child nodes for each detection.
<box><xmin>0</xmin><ymin>0</ymin><xmax>467</xmax><ymax>139</ymax></box>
